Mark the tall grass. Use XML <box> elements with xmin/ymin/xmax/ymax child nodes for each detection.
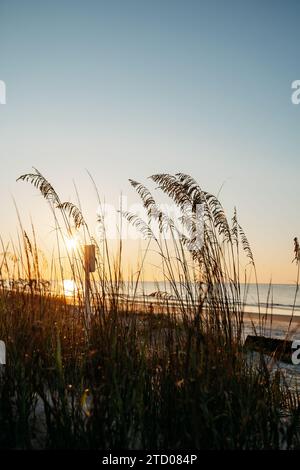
<box><xmin>0</xmin><ymin>169</ymin><xmax>299</xmax><ymax>449</ymax></box>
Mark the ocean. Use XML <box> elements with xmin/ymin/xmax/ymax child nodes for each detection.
<box><xmin>135</xmin><ymin>282</ymin><xmax>300</xmax><ymax>316</ymax></box>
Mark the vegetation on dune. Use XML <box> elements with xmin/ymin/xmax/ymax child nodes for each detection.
<box><xmin>0</xmin><ymin>169</ymin><xmax>299</xmax><ymax>449</ymax></box>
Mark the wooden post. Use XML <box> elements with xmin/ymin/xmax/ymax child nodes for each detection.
<box><xmin>84</xmin><ymin>245</ymin><xmax>96</xmax><ymax>326</ymax></box>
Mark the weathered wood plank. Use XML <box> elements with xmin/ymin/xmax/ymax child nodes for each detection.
<box><xmin>244</xmin><ymin>335</ymin><xmax>293</xmax><ymax>364</ymax></box>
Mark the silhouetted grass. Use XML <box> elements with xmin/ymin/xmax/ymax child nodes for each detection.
<box><xmin>0</xmin><ymin>170</ymin><xmax>299</xmax><ymax>449</ymax></box>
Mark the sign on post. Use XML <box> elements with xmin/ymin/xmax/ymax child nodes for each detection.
<box><xmin>84</xmin><ymin>245</ymin><xmax>96</xmax><ymax>273</ymax></box>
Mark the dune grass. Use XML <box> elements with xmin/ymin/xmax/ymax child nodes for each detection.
<box><xmin>0</xmin><ymin>170</ymin><xmax>299</xmax><ymax>449</ymax></box>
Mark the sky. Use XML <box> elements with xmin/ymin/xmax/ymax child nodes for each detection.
<box><xmin>0</xmin><ymin>0</ymin><xmax>300</xmax><ymax>283</ymax></box>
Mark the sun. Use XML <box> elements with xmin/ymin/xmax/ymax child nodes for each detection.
<box><xmin>65</xmin><ymin>236</ymin><xmax>78</xmax><ymax>251</ymax></box>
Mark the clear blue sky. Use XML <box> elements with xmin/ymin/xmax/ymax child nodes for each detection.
<box><xmin>0</xmin><ymin>0</ymin><xmax>300</xmax><ymax>282</ymax></box>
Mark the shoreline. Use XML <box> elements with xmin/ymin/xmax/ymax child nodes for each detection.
<box><xmin>243</xmin><ymin>311</ymin><xmax>300</xmax><ymax>324</ymax></box>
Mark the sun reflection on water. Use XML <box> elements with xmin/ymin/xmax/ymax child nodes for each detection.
<box><xmin>63</xmin><ymin>279</ymin><xmax>77</xmax><ymax>297</ymax></box>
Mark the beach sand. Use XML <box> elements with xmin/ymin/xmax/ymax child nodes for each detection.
<box><xmin>242</xmin><ymin>311</ymin><xmax>300</xmax><ymax>340</ymax></box>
